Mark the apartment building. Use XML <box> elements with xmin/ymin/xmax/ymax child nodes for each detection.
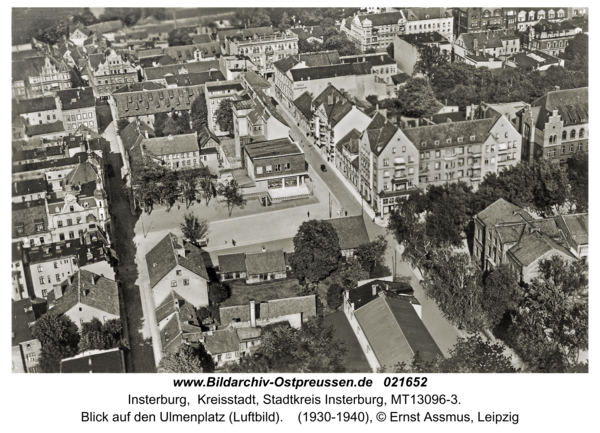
<box><xmin>12</xmin><ymin>96</ymin><xmax>62</xmax><ymax>126</ymax></box>
<box><xmin>523</xmin><ymin>20</ymin><xmax>578</xmax><ymax>57</ymax></box>
<box><xmin>453</xmin><ymin>29</ymin><xmax>521</xmax><ymax>65</ymax></box>
<box><xmin>130</xmin><ymin>133</ymin><xmax>201</xmax><ymax>171</ymax></box>
<box><xmin>87</xmin><ymin>49</ymin><xmax>138</xmax><ymax>96</ymax></box>
<box><xmin>205</xmin><ymin>81</ymin><xmax>244</xmax><ymax>135</ymax></box>
<box><xmin>12</xmin><ymin>56</ymin><xmax>71</xmax><ymax>100</ymax></box>
<box><xmin>339</xmin><ymin>53</ymin><xmax>398</xmax><ymax>85</ymax></box>
<box><xmin>56</xmin><ymin>87</ymin><xmax>98</xmax><ymax>133</ymax></box>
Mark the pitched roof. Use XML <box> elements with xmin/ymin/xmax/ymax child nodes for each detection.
<box><xmin>401</xmin><ymin>118</ymin><xmax>496</xmax><ymax>151</ymax></box>
<box><xmin>365</xmin><ymin>114</ymin><xmax>399</xmax><ymax>155</ymax></box>
<box><xmin>26</xmin><ymin>121</ymin><xmax>65</xmax><ymax>136</ymax></box>
<box><xmin>60</xmin><ymin>348</ymin><xmax>125</xmax><ymax>373</ymax></box>
<box><xmin>354</xmin><ymin>295</ymin><xmax>442</xmax><ymax>367</ymax></box>
<box><xmin>402</xmin><ymin>7</ymin><xmax>451</xmax><ymax>21</ymax></box>
<box><xmin>164</xmin><ymin>70</ymin><xmax>226</xmax><ymax>87</ymax></box>
<box><xmin>245</xmin><ymin>138</ymin><xmax>302</xmax><ymax>159</ymax></box>
<box><xmin>164</xmin><ymin>43</ymin><xmax>222</xmax><ymax>62</ymax></box>
<box><xmin>313</xmin><ymin>85</ymin><xmax>354</xmax><ymax>128</ymax></box>
<box><xmin>198</xmin><ymin>126</ymin><xmax>221</xmax><ymax>147</ymax></box>
<box><xmin>274</xmin><ymin>50</ymin><xmax>340</xmax><ymax>73</ymax></box>
<box><xmin>203</xmin><ymin>326</ymin><xmax>239</xmax><ymax>355</ymax></box>
<box><xmin>241</xmin><ymin>70</ymin><xmax>271</xmax><ymax>89</ymax></box>
<box><xmin>533</xmin><ymin>19</ymin><xmax>576</xmax><ymax>32</ymax></box>
<box><xmin>13</xmin><ymin>96</ymin><xmax>57</xmax><ymax>115</ymax></box>
<box><xmin>47</xmin><ymin>270</ymin><xmax>120</xmax><ymax>317</ymax></box>
<box><xmin>218</xmin><ymin>253</ymin><xmax>247</xmax><ymax>274</ymax></box>
<box><xmin>458</xmin><ymin>29</ymin><xmax>518</xmax><ymax>51</ymax></box>
<box><xmin>145</xmin><ymin>233</ymin><xmax>209</xmax><ymax>288</ymax></box>
<box><xmin>114</xmin><ymin>85</ymin><xmax>205</xmax><ymax>119</ymax></box>
<box><xmin>11</xmin><ymin>178</ymin><xmax>48</xmax><ymax>197</ymax></box>
<box><xmin>65</xmin><ymin>160</ymin><xmax>99</xmax><ymax>186</ymax></box>
<box><xmin>144</xmin><ymin>60</ymin><xmax>220</xmax><ymax>81</ymax></box>
<box><xmin>294</xmin><ymin>91</ymin><xmax>314</xmax><ymax>120</ymax></box>
<box><xmin>529</xmin><ymin>87</ymin><xmax>588</xmax><ymax>130</ymax></box>
<box><xmin>389</xmin><ymin>70</ymin><xmax>410</xmax><ymax>84</ymax></box>
<box><xmin>557</xmin><ymin>214</ymin><xmax>588</xmax><ymax>246</ymax></box>
<box><xmin>112</xmin><ymin>81</ymin><xmax>165</xmax><ymax>94</ymax></box>
<box><xmin>12</xmin><ymin>298</ymin><xmax>36</xmax><ymax>346</ymax></box>
<box><xmin>192</xmin><ymin>34</ymin><xmax>213</xmax><ymax>44</ymax></box>
<box><xmin>325</xmin><ymin>216</ymin><xmax>370</xmax><ymax>250</ymax></box>
<box><xmin>218</xmin><ymin>26</ymin><xmax>274</xmax><ymax>40</ymax></box>
<box><xmin>508</xmin><ymin>50</ymin><xmax>561</xmax><ymax>69</ymax></box>
<box><xmin>340</xmin><ymin>53</ymin><xmax>396</xmax><ymax>67</ymax></box>
<box><xmin>12</xmin><ymin>199</ymin><xmax>48</xmax><ymax>238</ymax></box>
<box><xmin>477</xmin><ymin>198</ymin><xmax>533</xmax><ymax>226</ymax></box>
<box><xmin>356</xmin><ymin>12</ymin><xmax>404</xmax><ymax>27</ymax></box>
<box><xmin>290</xmin><ymin>63</ymin><xmax>371</xmax><ymax>82</ymax></box>
<box><xmin>336</xmin><ymin>128</ymin><xmax>361</xmax><ymax>154</ymax></box>
<box><xmin>141</xmin><ymin>133</ymin><xmax>199</xmax><ymax>157</ymax></box>
<box><xmin>349</xmin><ymin>279</ymin><xmax>415</xmax><ymax>310</ymax></box>
<box><xmin>245</xmin><ymin>250</ymin><xmax>286</xmax><ymax>275</ymax></box>
<box><xmin>508</xmin><ymin>227</ymin><xmax>575</xmax><ymax>267</ymax></box>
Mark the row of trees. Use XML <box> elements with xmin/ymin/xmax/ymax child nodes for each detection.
<box><xmin>31</xmin><ymin>313</ymin><xmax>126</xmax><ymax>373</ymax></box>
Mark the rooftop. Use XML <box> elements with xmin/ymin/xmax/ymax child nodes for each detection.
<box><xmin>114</xmin><ymin>85</ymin><xmax>205</xmax><ymax>119</ymax></box>
<box><xmin>141</xmin><ymin>133</ymin><xmax>199</xmax><ymax>157</ymax></box>
<box><xmin>245</xmin><ymin>137</ymin><xmax>302</xmax><ymax>159</ymax></box>
<box><xmin>325</xmin><ymin>216</ymin><xmax>370</xmax><ymax>251</ymax></box>
<box><xmin>290</xmin><ymin>63</ymin><xmax>371</xmax><ymax>82</ymax></box>
<box><xmin>398</xmin><ymin>31</ymin><xmax>447</xmax><ymax>46</ymax></box>
<box><xmin>60</xmin><ymin>348</ymin><xmax>125</xmax><ymax>373</ymax></box>
<box><xmin>13</xmin><ymin>96</ymin><xmax>57</xmax><ymax>115</ymax></box>
<box><xmin>220</xmin><ymin>278</ymin><xmax>303</xmax><ymax>308</ymax></box>
<box><xmin>57</xmin><ymin>87</ymin><xmax>95</xmax><ymax>110</ymax></box>
<box><xmin>144</xmin><ymin>60</ymin><xmax>220</xmax><ymax>81</ymax></box>
<box><xmin>245</xmin><ymin>250</ymin><xmax>286</xmax><ymax>275</ymax></box>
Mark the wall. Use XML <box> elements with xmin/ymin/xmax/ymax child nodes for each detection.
<box><xmin>394</xmin><ymin>36</ymin><xmax>419</xmax><ymax>76</ymax></box>
<box><xmin>250</xmin><ymin>153</ymin><xmax>306</xmax><ymax>180</ymax></box>
<box><xmin>246</xmin><ymin>270</ymin><xmax>286</xmax><ymax>284</ymax></box>
<box><xmin>63</xmin><ymin>302</ymin><xmax>120</xmax><ymax>329</ymax></box>
<box><xmin>265</xmin><ymin>115</ymin><xmax>291</xmax><ymax>141</ymax></box>
<box><xmin>343</xmin><ymin>298</ymin><xmax>380</xmax><ymax>373</ymax></box>
<box><xmin>12</xmin><ymin>346</ymin><xmax>25</xmax><ymax>373</ymax></box>
<box><xmin>153</xmin><ymin>266</ymin><xmax>209</xmax><ymax>308</ymax></box>
<box><xmin>30</xmin><ymin>255</ymin><xmax>77</xmax><ymax>299</ymax></box>
<box><xmin>20</xmin><ymin>339</ymin><xmax>42</xmax><ymax>373</ymax></box>
<box><xmin>64</xmin><ymin>107</ymin><xmax>98</xmax><ymax>133</ymax></box>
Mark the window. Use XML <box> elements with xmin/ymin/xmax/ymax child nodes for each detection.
<box><xmin>579</xmin><ymin>128</ymin><xmax>585</xmax><ymax>138</ymax></box>
<box><xmin>383</xmin><ymin>170</ymin><xmax>390</xmax><ymax>177</ymax></box>
<box><xmin>570</xmin><ymin>130</ymin><xmax>576</xmax><ymax>139</ymax></box>
<box><xmin>383</xmin><ymin>158</ymin><xmax>389</xmax><ymax>166</ymax></box>
<box><xmin>56</xmin><ymin>274</ymin><xmax>60</xmax><ymax>282</ymax></box>
<box><xmin>284</xmin><ymin>162</ymin><xmax>291</xmax><ymax>171</ymax></box>
<box><xmin>53</xmin><ymin>262</ymin><xmax>58</xmax><ymax>269</ymax></box>
<box><xmin>183</xmin><ymin>279</ymin><xmax>189</xmax><ymax>286</ymax></box>
<box><xmin>266</xmin><ymin>165</ymin><xmax>272</xmax><ymax>173</ymax></box>
<box><xmin>39</xmin><ymin>276</ymin><xmax>45</xmax><ymax>285</ymax></box>
<box><xmin>42</xmin><ymin>289</ymin><xmax>47</xmax><ymax>298</ymax></box>
<box><xmin>176</xmin><ymin>270</ymin><xmax>182</xmax><ymax>276</ymax></box>
<box><xmin>256</xmin><ymin>166</ymin><xmax>263</xmax><ymax>175</ymax></box>
<box><xmin>578</xmin><ymin>143</ymin><xmax>583</xmax><ymax>151</ymax></box>
<box><xmin>426</xmin><ymin>151</ymin><xmax>430</xmax><ymax>159</ymax></box>
<box><xmin>434</xmin><ymin>162</ymin><xmax>440</xmax><ymax>170</ymax></box>
<box><xmin>561</xmin><ymin>146</ymin><xmax>565</xmax><ymax>155</ymax></box>
<box><xmin>69</xmin><ymin>231</ymin><xmax>74</xmax><ymax>239</ymax></box>
<box><xmin>171</xmin><ymin>280</ymin><xmax>177</xmax><ymax>287</ymax></box>
<box><xmin>37</xmin><ymin>265</ymin><xmax>43</xmax><ymax>273</ymax></box>
<box><xmin>26</xmin><ymin>353</ymin><xmax>36</xmax><ymax>362</ymax></box>
<box><xmin>569</xmin><ymin>144</ymin><xmax>574</xmax><ymax>153</ymax></box>
<box><xmin>435</xmin><ymin>150</ymin><xmax>441</xmax><ymax>158</ymax></box>
<box><xmin>275</xmin><ymin>164</ymin><xmax>281</xmax><ymax>172</ymax></box>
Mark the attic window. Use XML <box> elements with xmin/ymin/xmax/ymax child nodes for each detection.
<box><xmin>470</xmin><ymin>135</ymin><xmax>476</xmax><ymax>141</ymax></box>
<box><xmin>421</xmin><ymin>142</ymin><xmax>426</xmax><ymax>147</ymax></box>
<box><xmin>446</xmin><ymin>138</ymin><xmax>452</xmax><ymax>144</ymax></box>
<box><xmin>434</xmin><ymin>140</ymin><xmax>439</xmax><ymax>146</ymax></box>
<box><xmin>458</xmin><ymin>137</ymin><xmax>463</xmax><ymax>143</ymax></box>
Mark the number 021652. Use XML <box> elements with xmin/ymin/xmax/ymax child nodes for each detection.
<box><xmin>384</xmin><ymin>377</ymin><xmax>427</xmax><ymax>387</ymax></box>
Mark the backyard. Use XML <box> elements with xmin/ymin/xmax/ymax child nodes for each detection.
<box><xmin>221</xmin><ymin>277</ymin><xmax>303</xmax><ymax>307</ymax></box>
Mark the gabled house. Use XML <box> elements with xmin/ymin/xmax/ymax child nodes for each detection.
<box><xmin>60</xmin><ymin>348</ymin><xmax>126</xmax><ymax>373</ymax></box>
<box><xmin>453</xmin><ymin>29</ymin><xmax>520</xmax><ymax>66</ymax></box>
<box><xmin>56</xmin><ymin>87</ymin><xmax>98</xmax><ymax>133</ymax></box>
<box><xmin>12</xmin><ymin>198</ymin><xmax>50</xmax><ymax>248</ymax></box>
<box><xmin>218</xmin><ymin>249</ymin><xmax>287</xmax><ymax>284</ymax></box>
<box><xmin>335</xmin><ymin>129</ymin><xmax>362</xmax><ymax>188</ymax></box>
<box><xmin>145</xmin><ymin>233</ymin><xmax>210</xmax><ymax>308</ymax></box>
<box><xmin>129</xmin><ymin>133</ymin><xmax>201</xmax><ymax>171</ymax></box>
<box><xmin>69</xmin><ymin>23</ymin><xmax>94</xmax><ymax>46</ymax></box>
<box><xmin>47</xmin><ymin>269</ymin><xmax>121</xmax><ymax>328</ymax></box>
<box><xmin>87</xmin><ymin>49</ymin><xmax>138</xmax><ymax>96</ymax></box>
<box><xmin>325</xmin><ymin>216</ymin><xmax>371</xmax><ymax>260</ymax></box>
<box><xmin>156</xmin><ymin>291</ymin><xmax>203</xmax><ymax>355</ymax></box>
<box><xmin>12</xmin><ymin>298</ymin><xmax>45</xmax><ymax>373</ymax></box>
<box><xmin>12</xmin><ymin>96</ymin><xmax>62</xmax><ymax>126</ymax></box>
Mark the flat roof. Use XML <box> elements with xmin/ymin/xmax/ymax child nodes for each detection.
<box><xmin>244</xmin><ymin>138</ymin><xmax>302</xmax><ymax>159</ymax></box>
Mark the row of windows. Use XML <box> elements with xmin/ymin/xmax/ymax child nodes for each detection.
<box><xmin>548</xmin><ymin>143</ymin><xmax>585</xmax><ymax>157</ymax></box>
<box><xmin>256</xmin><ymin>163</ymin><xmax>290</xmax><ymax>174</ymax></box>
<box><xmin>549</xmin><ymin>128</ymin><xmax>586</xmax><ymax>143</ymax></box>
<box><xmin>37</xmin><ymin>260</ymin><xmax>72</xmax><ymax>272</ymax></box>
<box><xmin>171</xmin><ymin>279</ymin><xmax>190</xmax><ymax>287</ymax></box>
<box><xmin>163</xmin><ymin>152</ymin><xmax>198</xmax><ymax>160</ymax></box>
<box><xmin>67</xmin><ymin>121</ymin><xmax>94</xmax><ymax>130</ymax></box>
<box><xmin>66</xmin><ymin>113</ymin><xmax>93</xmax><ymax>122</ymax></box>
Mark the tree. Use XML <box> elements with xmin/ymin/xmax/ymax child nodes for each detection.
<box><xmin>200</xmin><ymin>173</ymin><xmax>214</xmax><ymax>205</ymax></box>
<box><xmin>290</xmin><ymin>220</ymin><xmax>341</xmax><ymax>284</ymax></box>
<box><xmin>386</xmin><ymin>42</ymin><xmax>394</xmax><ymax>58</ymax></box>
<box><xmin>190</xmin><ymin>94</ymin><xmax>208</xmax><ymax>136</ymax></box>
<box><xmin>229</xmin><ymin>317</ymin><xmax>347</xmax><ymax>373</ymax></box>
<box><xmin>130</xmin><ymin>159</ymin><xmax>167</xmax><ymax>212</ymax></box>
<box><xmin>250</xmin><ymin>10</ymin><xmax>272</xmax><ymax>27</ymax></box>
<box><xmin>561</xmin><ymin>33</ymin><xmax>588</xmax><ymax>73</ymax></box>
<box><xmin>424</xmin><ymin>182</ymin><xmax>473</xmax><ymax>247</ymax></box>
<box><xmin>70</xmin><ymin>68</ymin><xmax>87</xmax><ymax>89</ymax></box>
<box><xmin>180</xmin><ymin>212</ymin><xmax>210</xmax><ymax>245</ymax></box>
<box><xmin>161</xmin><ymin>170</ymin><xmax>179</xmax><ymax>210</ymax></box>
<box><xmin>423</xmin><ymin>250</ymin><xmax>486</xmax><ymax>332</ymax></box>
<box><xmin>179</xmin><ymin>169</ymin><xmax>199</xmax><ymax>208</ymax></box>
<box><xmin>395</xmin><ymin>78</ymin><xmax>440</xmax><ymax>117</ymax></box>
<box><xmin>158</xmin><ymin>344</ymin><xmax>207</xmax><ymax>373</ymax></box>
<box><xmin>167</xmin><ymin>28</ymin><xmax>193</xmax><ymax>47</ymax></box>
<box><xmin>208</xmin><ymin>282</ymin><xmax>230</xmax><ymax>305</ymax></box>
<box><xmin>566</xmin><ymin>151</ymin><xmax>588</xmax><ymax>212</ymax></box>
<box><xmin>162</xmin><ymin>116</ymin><xmax>185</xmax><ymax>136</ymax></box>
<box><xmin>413</xmin><ymin>44</ymin><xmax>449</xmax><ymax>81</ymax></box>
<box><xmin>278</xmin><ymin>12</ymin><xmax>291</xmax><ymax>31</ymax></box>
<box><xmin>78</xmin><ymin>318</ymin><xmax>126</xmax><ymax>352</ymax></box>
<box><xmin>392</xmin><ymin>335</ymin><xmax>517</xmax><ymax>373</ymax></box>
<box><xmin>31</xmin><ymin>313</ymin><xmax>79</xmax><ymax>373</ymax></box>
<box><xmin>72</xmin><ymin>7</ymin><xmax>99</xmax><ymax>26</ymax></box>
<box><xmin>197</xmin><ymin>305</ymin><xmax>221</xmax><ymax>325</ymax></box>
<box><xmin>215</xmin><ymin>99</ymin><xmax>233</xmax><ymax>134</ymax></box>
<box><xmin>355</xmin><ymin>235</ymin><xmax>388</xmax><ymax>277</ymax></box>
<box><xmin>481</xmin><ymin>265</ymin><xmax>523</xmax><ymax>329</ymax></box>
<box><xmin>326</xmin><ymin>260</ymin><xmax>369</xmax><ymax>291</ymax></box>
<box><xmin>116</xmin><ymin>118</ymin><xmax>131</xmax><ymax>135</ymax></box>
<box><xmin>322</xmin><ymin>30</ymin><xmax>360</xmax><ymax>56</ymax></box>
<box><xmin>365</xmin><ymin>94</ymin><xmax>379</xmax><ymax>106</ymax></box>
<box><xmin>326</xmin><ymin>283</ymin><xmax>344</xmax><ymax>310</ymax></box>
<box><xmin>216</xmin><ymin>179</ymin><xmax>247</xmax><ymax>217</ymax></box>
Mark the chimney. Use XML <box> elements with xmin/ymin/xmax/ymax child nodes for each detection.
<box><xmin>168</xmin><ymin>134</ymin><xmax>173</xmax><ymax>141</ymax></box>
<box><xmin>376</xmin><ymin>103</ymin><xmax>379</xmax><ymax>111</ymax></box>
<box><xmin>144</xmin><ymin>130</ymin><xmax>149</xmax><ymax>139</ymax></box>
<box><xmin>371</xmin><ymin>284</ymin><xmax>378</xmax><ymax>296</ymax></box>
<box><xmin>555</xmin><ymin>86</ymin><xmax>560</xmax><ymax>91</ymax></box>
<box><xmin>80</xmin><ymin>141</ymin><xmax>86</xmax><ymax>153</ymax></box>
<box><xmin>90</xmin><ymin>273</ymin><xmax>96</xmax><ymax>285</ymax></box>
<box><xmin>250</xmin><ymin>299</ymin><xmax>256</xmax><ymax>327</ymax></box>
<box><xmin>53</xmin><ymin>284</ymin><xmax>63</xmax><ymax>299</ymax></box>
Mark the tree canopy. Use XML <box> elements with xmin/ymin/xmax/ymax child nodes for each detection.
<box><xmin>290</xmin><ymin>220</ymin><xmax>341</xmax><ymax>284</ymax></box>
<box><xmin>413</xmin><ymin>44</ymin><xmax>449</xmax><ymax>81</ymax></box>
<box><xmin>31</xmin><ymin>313</ymin><xmax>79</xmax><ymax>373</ymax></box>
<box><xmin>167</xmin><ymin>29</ymin><xmax>193</xmax><ymax>47</ymax></box>
<box><xmin>395</xmin><ymin>78</ymin><xmax>440</xmax><ymax>117</ymax></box>
<box><xmin>180</xmin><ymin>212</ymin><xmax>210</xmax><ymax>243</ymax></box>
<box><xmin>158</xmin><ymin>344</ymin><xmax>212</xmax><ymax>373</ymax></box>
<box><xmin>216</xmin><ymin>179</ymin><xmax>247</xmax><ymax>217</ymax></box>
<box><xmin>79</xmin><ymin>318</ymin><xmax>126</xmax><ymax>352</ymax></box>
<box><xmin>566</xmin><ymin>151</ymin><xmax>588</xmax><ymax>212</ymax></box>
<box><xmin>190</xmin><ymin>94</ymin><xmax>208</xmax><ymax>136</ymax></box>
<box><xmin>215</xmin><ymin>99</ymin><xmax>234</xmax><ymax>134</ymax></box>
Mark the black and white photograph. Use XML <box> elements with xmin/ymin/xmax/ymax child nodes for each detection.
<box><xmin>7</xmin><ymin>3</ymin><xmax>593</xmax><ymax>430</ymax></box>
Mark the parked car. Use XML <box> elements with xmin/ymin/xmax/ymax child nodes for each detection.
<box><xmin>320</xmin><ymin>164</ymin><xmax>327</xmax><ymax>172</ymax></box>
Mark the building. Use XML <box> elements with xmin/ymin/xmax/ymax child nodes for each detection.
<box><xmin>60</xmin><ymin>348</ymin><xmax>126</xmax><ymax>373</ymax></box>
<box><xmin>12</xmin><ymin>56</ymin><xmax>72</xmax><ymax>99</ymax></box>
<box><xmin>145</xmin><ymin>233</ymin><xmax>210</xmax><ymax>308</ymax></box>
<box><xmin>12</xmin><ymin>199</ymin><xmax>51</xmax><ymax>248</ymax></box>
<box><xmin>87</xmin><ymin>49</ymin><xmax>138</xmax><ymax>96</ymax></box>
<box><xmin>454</xmin><ymin>8</ymin><xmax>513</xmax><ymax>36</ymax></box>
<box><xmin>344</xmin><ymin>289</ymin><xmax>441</xmax><ymax>372</ymax></box>
<box><xmin>290</xmin><ymin>26</ymin><xmax>325</xmax><ymax>44</ymax></box>
<box><xmin>274</xmin><ymin>50</ymin><xmax>341</xmax><ymax>108</ymax></box>
<box><xmin>164</xmin><ymin>70</ymin><xmax>226</xmax><ymax>88</ymax></box>
<box><xmin>324</xmin><ymin>216</ymin><xmax>371</xmax><ymax>260</ymax></box>
<box><xmin>12</xmin><ymin>96</ymin><xmax>62</xmax><ymax>126</ymax></box>
<box><xmin>25</xmin><ymin>121</ymin><xmax>67</xmax><ymax>140</ymax></box>
<box><xmin>12</xmin><ymin>243</ymin><xmax>28</xmax><ymax>301</ymax></box>
<box><xmin>11</xmin><ymin>178</ymin><xmax>49</xmax><ymax>204</ymax></box>
<box><xmin>142</xmin><ymin>60</ymin><xmax>222</xmax><ymax>84</ymax></box>
<box><xmin>339</xmin><ymin>53</ymin><xmax>399</xmax><ymax>85</ymax></box>
<box><xmin>69</xmin><ymin>23</ymin><xmax>94</xmax><ymax>46</ymax></box>
<box><xmin>309</xmin><ymin>85</ymin><xmax>373</xmax><ymax>161</ymax></box>
<box><xmin>453</xmin><ymin>29</ymin><xmax>520</xmax><ymax>63</ymax></box>
<box><xmin>516</xmin><ymin>8</ymin><xmax>573</xmax><ymax>32</ymax></box>
<box><xmin>12</xmin><ymin>298</ymin><xmax>45</xmax><ymax>373</ymax></box>
<box><xmin>523</xmin><ymin>20</ymin><xmax>578</xmax><ymax>57</ymax></box>
<box><xmin>57</xmin><ymin>87</ymin><xmax>98</xmax><ymax>133</ymax></box>
<box><xmin>130</xmin><ymin>133</ymin><xmax>201</xmax><ymax>171</ymax></box>
<box><xmin>242</xmin><ymin>138</ymin><xmax>310</xmax><ymax>203</ymax></box>
<box><xmin>342</xmin><ymin>8</ymin><xmax>453</xmax><ymax>52</ymax></box>
<box><xmin>393</xmin><ymin>32</ymin><xmax>452</xmax><ymax>76</ymax></box>
<box><xmin>218</xmin><ymin>249</ymin><xmax>287</xmax><ymax>284</ymax></box>
<box><xmin>506</xmin><ymin>50</ymin><xmax>564</xmax><ymax>71</ymax></box>
<box><xmin>226</xmin><ymin>30</ymin><xmax>299</xmax><ymax>79</ymax></box>
<box><xmin>156</xmin><ymin>291</ymin><xmax>203</xmax><ymax>355</ymax></box>
<box><xmin>335</xmin><ymin>129</ymin><xmax>362</xmax><ymax>189</ymax></box>
<box><xmin>519</xmin><ymin>87</ymin><xmax>588</xmax><ymax>165</ymax></box>
<box><xmin>47</xmin><ymin>269</ymin><xmax>121</xmax><ymax>328</ymax></box>
<box><xmin>473</xmin><ymin>198</ymin><xmax>583</xmax><ymax>280</ymax></box>
<box><xmin>206</xmin><ymin>81</ymin><xmax>245</xmax><ymax>135</ymax></box>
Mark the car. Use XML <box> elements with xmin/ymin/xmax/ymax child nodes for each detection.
<box><xmin>320</xmin><ymin>164</ymin><xmax>327</xmax><ymax>172</ymax></box>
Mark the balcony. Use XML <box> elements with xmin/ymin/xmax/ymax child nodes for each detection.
<box><xmin>470</xmin><ymin>145</ymin><xmax>482</xmax><ymax>156</ymax></box>
<box><xmin>443</xmin><ymin>152</ymin><xmax>457</xmax><ymax>161</ymax></box>
<box><xmin>472</xmin><ymin>160</ymin><xmax>481</xmax><ymax>169</ymax></box>
<box><xmin>393</xmin><ymin>157</ymin><xmax>406</xmax><ymax>167</ymax></box>
<box><xmin>393</xmin><ymin>170</ymin><xmax>407</xmax><ymax>179</ymax></box>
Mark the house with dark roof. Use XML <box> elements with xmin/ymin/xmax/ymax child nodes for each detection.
<box><xmin>12</xmin><ymin>198</ymin><xmax>50</xmax><ymax>247</ymax></box>
<box><xmin>156</xmin><ymin>291</ymin><xmax>203</xmax><ymax>354</ymax></box>
<box><xmin>340</xmin><ymin>53</ymin><xmax>399</xmax><ymax>85</ymax></box>
<box><xmin>518</xmin><ymin>87</ymin><xmax>588</xmax><ymax>165</ymax></box>
<box><xmin>506</xmin><ymin>50</ymin><xmax>564</xmax><ymax>71</ymax></box>
<box><xmin>47</xmin><ymin>269</ymin><xmax>121</xmax><ymax>328</ymax></box>
<box><xmin>86</xmin><ymin>49</ymin><xmax>138</xmax><ymax>96</ymax></box>
<box><xmin>145</xmin><ymin>233</ymin><xmax>209</xmax><ymax>308</ymax></box>
<box><xmin>454</xmin><ymin>29</ymin><xmax>520</xmax><ymax>67</ymax></box>
<box><xmin>143</xmin><ymin>60</ymin><xmax>221</xmax><ymax>83</ymax></box>
<box><xmin>310</xmin><ymin>84</ymin><xmax>373</xmax><ymax>161</ymax></box>
<box><xmin>12</xmin><ymin>56</ymin><xmax>71</xmax><ymax>99</ymax></box>
<box><xmin>12</xmin><ymin>298</ymin><xmax>45</xmax><ymax>373</ymax></box>
<box><xmin>523</xmin><ymin>19</ymin><xmax>577</xmax><ymax>57</ymax></box>
<box><xmin>290</xmin><ymin>26</ymin><xmax>325</xmax><ymax>43</ymax></box>
<box><xmin>473</xmin><ymin>198</ymin><xmax>582</xmax><ymax>280</ymax></box>
<box><xmin>130</xmin><ymin>133</ymin><xmax>201</xmax><ymax>171</ymax></box>
<box><xmin>57</xmin><ymin>87</ymin><xmax>98</xmax><ymax>133</ymax></box>
<box><xmin>335</xmin><ymin>128</ymin><xmax>362</xmax><ymax>188</ymax></box>
<box><xmin>205</xmin><ymin>80</ymin><xmax>245</xmax><ymax>135</ymax></box>
<box><xmin>12</xmin><ymin>96</ymin><xmax>61</xmax><ymax>126</ymax></box>
<box><xmin>26</xmin><ymin>121</ymin><xmax>66</xmax><ymax>139</ymax></box>
<box><xmin>165</xmin><ymin>70</ymin><xmax>226</xmax><ymax>88</ymax></box>
<box><xmin>344</xmin><ymin>287</ymin><xmax>441</xmax><ymax>372</ymax></box>
<box><xmin>60</xmin><ymin>348</ymin><xmax>126</xmax><ymax>373</ymax></box>
<box><xmin>324</xmin><ymin>216</ymin><xmax>371</xmax><ymax>259</ymax></box>
<box><xmin>11</xmin><ymin>178</ymin><xmax>49</xmax><ymax>203</ymax></box>
<box><xmin>218</xmin><ymin>249</ymin><xmax>287</xmax><ymax>284</ymax></box>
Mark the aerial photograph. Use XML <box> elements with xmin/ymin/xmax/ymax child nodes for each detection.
<box><xmin>11</xmin><ymin>6</ymin><xmax>588</xmax><ymax>374</ymax></box>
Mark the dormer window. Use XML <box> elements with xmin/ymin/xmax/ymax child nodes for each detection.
<box><xmin>421</xmin><ymin>142</ymin><xmax>426</xmax><ymax>147</ymax></box>
<box><xmin>470</xmin><ymin>135</ymin><xmax>476</xmax><ymax>141</ymax></box>
<box><xmin>458</xmin><ymin>137</ymin><xmax>463</xmax><ymax>143</ymax></box>
<box><xmin>434</xmin><ymin>140</ymin><xmax>439</xmax><ymax>146</ymax></box>
<box><xmin>446</xmin><ymin>138</ymin><xmax>452</xmax><ymax>144</ymax></box>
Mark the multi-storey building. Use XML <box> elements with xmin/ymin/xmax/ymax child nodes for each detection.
<box><xmin>12</xmin><ymin>56</ymin><xmax>71</xmax><ymax>99</ymax></box>
<box><xmin>335</xmin><ymin>129</ymin><xmax>362</xmax><ymax>189</ymax></box>
<box><xmin>227</xmin><ymin>30</ymin><xmax>299</xmax><ymax>79</ymax></box>
<box><xmin>453</xmin><ymin>29</ymin><xmax>521</xmax><ymax>65</ymax></box>
<box><xmin>11</xmin><ymin>178</ymin><xmax>48</xmax><ymax>204</ymax></box>
<box><xmin>12</xmin><ymin>198</ymin><xmax>50</xmax><ymax>248</ymax></box>
<box><xmin>87</xmin><ymin>49</ymin><xmax>138</xmax><ymax>96</ymax></box>
<box><xmin>310</xmin><ymin>85</ymin><xmax>373</xmax><ymax>162</ymax></box>
<box><xmin>402</xmin><ymin>115</ymin><xmax>522</xmax><ymax>190</ymax></box>
<box><xmin>243</xmin><ymin>138</ymin><xmax>310</xmax><ymax>203</ymax></box>
<box><xmin>519</xmin><ymin>87</ymin><xmax>588</xmax><ymax>165</ymax></box>
<box><xmin>523</xmin><ymin>20</ymin><xmax>577</xmax><ymax>57</ymax></box>
<box><xmin>56</xmin><ymin>87</ymin><xmax>98</xmax><ymax>133</ymax></box>
<box><xmin>69</xmin><ymin>23</ymin><xmax>94</xmax><ymax>47</ymax></box>
<box><xmin>12</xmin><ymin>243</ymin><xmax>28</xmax><ymax>301</ymax></box>
<box><xmin>393</xmin><ymin>33</ymin><xmax>452</xmax><ymax>76</ymax></box>
<box><xmin>12</xmin><ymin>96</ymin><xmax>62</xmax><ymax>126</ymax></box>
<box><xmin>339</xmin><ymin>53</ymin><xmax>398</xmax><ymax>85</ymax></box>
<box><xmin>274</xmin><ymin>50</ymin><xmax>341</xmax><ymax>109</ymax></box>
<box><xmin>129</xmin><ymin>133</ymin><xmax>201</xmax><ymax>171</ymax></box>
<box><xmin>205</xmin><ymin>81</ymin><xmax>244</xmax><ymax>135</ymax></box>
<box><xmin>516</xmin><ymin>8</ymin><xmax>573</xmax><ymax>32</ymax></box>
<box><xmin>342</xmin><ymin>8</ymin><xmax>453</xmax><ymax>52</ymax></box>
<box><xmin>473</xmin><ymin>198</ymin><xmax>585</xmax><ymax>280</ymax></box>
